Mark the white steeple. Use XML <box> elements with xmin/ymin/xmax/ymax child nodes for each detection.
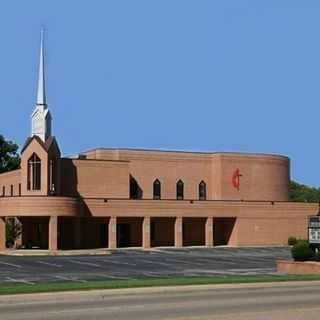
<box><xmin>31</xmin><ymin>30</ymin><xmax>52</xmax><ymax>142</ymax></box>
<box><xmin>37</xmin><ymin>30</ymin><xmax>46</xmax><ymax>105</ymax></box>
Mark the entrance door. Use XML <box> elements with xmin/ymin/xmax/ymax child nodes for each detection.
<box><xmin>117</xmin><ymin>224</ymin><xmax>130</xmax><ymax>247</ymax></box>
<box><xmin>99</xmin><ymin>223</ymin><xmax>107</xmax><ymax>248</ymax></box>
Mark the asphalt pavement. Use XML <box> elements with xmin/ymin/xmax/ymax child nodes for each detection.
<box><xmin>0</xmin><ymin>247</ymin><xmax>291</xmax><ymax>285</ymax></box>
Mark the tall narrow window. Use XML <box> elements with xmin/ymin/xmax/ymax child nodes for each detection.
<box><xmin>176</xmin><ymin>179</ymin><xmax>184</xmax><ymax>200</ymax></box>
<box><xmin>27</xmin><ymin>153</ymin><xmax>41</xmax><ymax>190</ymax></box>
<box><xmin>18</xmin><ymin>184</ymin><xmax>21</xmax><ymax>196</ymax></box>
<box><xmin>49</xmin><ymin>159</ymin><xmax>57</xmax><ymax>195</ymax></box>
<box><xmin>130</xmin><ymin>176</ymin><xmax>142</xmax><ymax>199</ymax></box>
<box><xmin>199</xmin><ymin>181</ymin><xmax>206</xmax><ymax>200</ymax></box>
<box><xmin>10</xmin><ymin>185</ymin><xmax>13</xmax><ymax>197</ymax></box>
<box><xmin>153</xmin><ymin>179</ymin><xmax>161</xmax><ymax>200</ymax></box>
<box><xmin>2</xmin><ymin>186</ymin><xmax>5</xmax><ymax>197</ymax></box>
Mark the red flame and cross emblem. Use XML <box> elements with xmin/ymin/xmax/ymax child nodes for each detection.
<box><xmin>232</xmin><ymin>168</ymin><xmax>242</xmax><ymax>191</ymax></box>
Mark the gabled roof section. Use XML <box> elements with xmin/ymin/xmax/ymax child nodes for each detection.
<box><xmin>45</xmin><ymin>136</ymin><xmax>61</xmax><ymax>157</ymax></box>
<box><xmin>21</xmin><ymin>135</ymin><xmax>60</xmax><ymax>155</ymax></box>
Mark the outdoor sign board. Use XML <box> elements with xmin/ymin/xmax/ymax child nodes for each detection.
<box><xmin>308</xmin><ymin>216</ymin><xmax>320</xmax><ymax>244</ymax></box>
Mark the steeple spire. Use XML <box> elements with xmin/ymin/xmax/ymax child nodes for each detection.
<box><xmin>31</xmin><ymin>30</ymin><xmax>52</xmax><ymax>142</ymax></box>
<box><xmin>36</xmin><ymin>29</ymin><xmax>46</xmax><ymax>106</ymax></box>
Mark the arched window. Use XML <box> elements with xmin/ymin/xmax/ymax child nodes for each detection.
<box><xmin>27</xmin><ymin>153</ymin><xmax>41</xmax><ymax>190</ymax></box>
<box><xmin>199</xmin><ymin>181</ymin><xmax>206</xmax><ymax>200</ymax></box>
<box><xmin>176</xmin><ymin>179</ymin><xmax>184</xmax><ymax>200</ymax></box>
<box><xmin>153</xmin><ymin>179</ymin><xmax>161</xmax><ymax>200</ymax></box>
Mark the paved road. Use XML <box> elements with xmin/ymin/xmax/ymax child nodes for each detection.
<box><xmin>1</xmin><ymin>282</ymin><xmax>320</xmax><ymax>320</ymax></box>
<box><xmin>0</xmin><ymin>247</ymin><xmax>291</xmax><ymax>285</ymax></box>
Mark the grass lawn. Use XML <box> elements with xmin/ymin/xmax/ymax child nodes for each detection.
<box><xmin>1</xmin><ymin>274</ymin><xmax>320</xmax><ymax>295</ymax></box>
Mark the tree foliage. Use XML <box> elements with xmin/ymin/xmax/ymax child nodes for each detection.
<box><xmin>5</xmin><ymin>218</ymin><xmax>22</xmax><ymax>248</ymax></box>
<box><xmin>289</xmin><ymin>180</ymin><xmax>320</xmax><ymax>203</ymax></box>
<box><xmin>0</xmin><ymin>134</ymin><xmax>20</xmax><ymax>173</ymax></box>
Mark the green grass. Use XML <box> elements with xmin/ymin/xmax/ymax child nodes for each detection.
<box><xmin>2</xmin><ymin>275</ymin><xmax>320</xmax><ymax>295</ymax></box>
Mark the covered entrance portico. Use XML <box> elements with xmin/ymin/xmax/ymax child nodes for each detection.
<box><xmin>0</xmin><ymin>215</ymin><xmax>232</xmax><ymax>251</ymax></box>
<box><xmin>0</xmin><ymin>196</ymin><xmax>280</xmax><ymax>251</ymax></box>
<box><xmin>106</xmin><ymin>216</ymin><xmax>216</xmax><ymax>250</ymax></box>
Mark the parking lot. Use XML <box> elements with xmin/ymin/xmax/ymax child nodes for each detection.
<box><xmin>0</xmin><ymin>247</ymin><xmax>291</xmax><ymax>285</ymax></box>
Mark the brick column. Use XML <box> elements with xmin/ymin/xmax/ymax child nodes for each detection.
<box><xmin>74</xmin><ymin>218</ymin><xmax>82</xmax><ymax>249</ymax></box>
<box><xmin>48</xmin><ymin>216</ymin><xmax>58</xmax><ymax>251</ymax></box>
<box><xmin>205</xmin><ymin>217</ymin><xmax>214</xmax><ymax>247</ymax></box>
<box><xmin>108</xmin><ymin>217</ymin><xmax>117</xmax><ymax>249</ymax></box>
<box><xmin>142</xmin><ymin>217</ymin><xmax>151</xmax><ymax>249</ymax></box>
<box><xmin>0</xmin><ymin>218</ymin><xmax>5</xmax><ymax>250</ymax></box>
<box><xmin>175</xmin><ymin>217</ymin><xmax>183</xmax><ymax>247</ymax></box>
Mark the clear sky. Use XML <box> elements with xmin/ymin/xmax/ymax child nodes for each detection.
<box><xmin>1</xmin><ymin>1</ymin><xmax>319</xmax><ymax>186</ymax></box>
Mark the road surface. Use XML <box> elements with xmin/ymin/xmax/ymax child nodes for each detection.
<box><xmin>0</xmin><ymin>281</ymin><xmax>319</xmax><ymax>320</ymax></box>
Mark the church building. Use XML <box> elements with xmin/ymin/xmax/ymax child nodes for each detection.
<box><xmin>0</xmin><ymin>35</ymin><xmax>317</xmax><ymax>251</ymax></box>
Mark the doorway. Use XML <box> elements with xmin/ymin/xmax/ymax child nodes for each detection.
<box><xmin>117</xmin><ymin>223</ymin><xmax>131</xmax><ymax>247</ymax></box>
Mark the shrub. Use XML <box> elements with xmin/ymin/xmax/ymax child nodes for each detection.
<box><xmin>313</xmin><ymin>251</ymin><xmax>320</xmax><ymax>262</ymax></box>
<box><xmin>288</xmin><ymin>236</ymin><xmax>298</xmax><ymax>246</ymax></box>
<box><xmin>291</xmin><ymin>240</ymin><xmax>314</xmax><ymax>261</ymax></box>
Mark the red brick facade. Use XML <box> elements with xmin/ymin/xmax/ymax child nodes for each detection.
<box><xmin>0</xmin><ymin>136</ymin><xmax>316</xmax><ymax>250</ymax></box>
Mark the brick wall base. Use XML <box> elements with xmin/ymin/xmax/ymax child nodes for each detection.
<box><xmin>277</xmin><ymin>260</ymin><xmax>320</xmax><ymax>274</ymax></box>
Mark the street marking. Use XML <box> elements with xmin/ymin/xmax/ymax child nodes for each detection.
<box><xmin>139</xmin><ymin>259</ymin><xmax>171</xmax><ymax>267</ymax></box>
<box><xmin>104</xmin><ymin>260</ymin><xmax>137</xmax><ymax>266</ymax></box>
<box><xmin>5</xmin><ymin>277</ymin><xmax>35</xmax><ymax>285</ymax></box>
<box><xmin>37</xmin><ymin>261</ymin><xmax>63</xmax><ymax>268</ymax></box>
<box><xmin>183</xmin><ymin>269</ymin><xmax>237</xmax><ymax>275</ymax></box>
<box><xmin>106</xmin><ymin>275</ymin><xmax>133</xmax><ymax>280</ymax></box>
<box><xmin>142</xmin><ymin>271</ymin><xmax>166</xmax><ymax>277</ymax></box>
<box><xmin>164</xmin><ymin>258</ymin><xmax>203</xmax><ymax>266</ymax></box>
<box><xmin>0</xmin><ymin>261</ymin><xmax>22</xmax><ymax>268</ymax></box>
<box><xmin>228</xmin><ymin>268</ymin><xmax>274</xmax><ymax>272</ymax></box>
<box><xmin>94</xmin><ymin>273</ymin><xmax>134</xmax><ymax>280</ymax></box>
<box><xmin>69</xmin><ymin>260</ymin><xmax>101</xmax><ymax>267</ymax></box>
<box><xmin>54</xmin><ymin>275</ymin><xmax>87</xmax><ymax>283</ymax></box>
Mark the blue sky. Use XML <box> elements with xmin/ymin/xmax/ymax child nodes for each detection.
<box><xmin>1</xmin><ymin>1</ymin><xmax>320</xmax><ymax>186</ymax></box>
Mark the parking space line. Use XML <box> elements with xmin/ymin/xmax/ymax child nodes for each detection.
<box><xmin>37</xmin><ymin>261</ymin><xmax>63</xmax><ymax>268</ymax></box>
<box><xmin>142</xmin><ymin>271</ymin><xmax>167</xmax><ymax>278</ymax></box>
<box><xmin>5</xmin><ymin>277</ymin><xmax>35</xmax><ymax>285</ymax></box>
<box><xmin>54</xmin><ymin>275</ymin><xmax>87</xmax><ymax>283</ymax></box>
<box><xmin>93</xmin><ymin>273</ymin><xmax>134</xmax><ymax>280</ymax></box>
<box><xmin>228</xmin><ymin>268</ymin><xmax>274</xmax><ymax>272</ymax></box>
<box><xmin>69</xmin><ymin>260</ymin><xmax>101</xmax><ymax>267</ymax></box>
<box><xmin>0</xmin><ymin>261</ymin><xmax>22</xmax><ymax>268</ymax></box>
<box><xmin>139</xmin><ymin>259</ymin><xmax>172</xmax><ymax>267</ymax></box>
<box><xmin>164</xmin><ymin>258</ymin><xmax>203</xmax><ymax>266</ymax></box>
<box><xmin>104</xmin><ymin>260</ymin><xmax>137</xmax><ymax>266</ymax></box>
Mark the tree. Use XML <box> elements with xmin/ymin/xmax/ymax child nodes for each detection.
<box><xmin>5</xmin><ymin>218</ymin><xmax>22</xmax><ymax>248</ymax></box>
<box><xmin>0</xmin><ymin>134</ymin><xmax>20</xmax><ymax>173</ymax></box>
<box><xmin>289</xmin><ymin>180</ymin><xmax>320</xmax><ymax>203</ymax></box>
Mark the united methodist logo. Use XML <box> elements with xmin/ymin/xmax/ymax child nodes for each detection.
<box><xmin>232</xmin><ymin>168</ymin><xmax>242</xmax><ymax>191</ymax></box>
